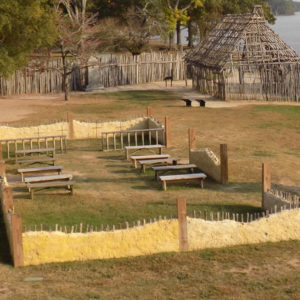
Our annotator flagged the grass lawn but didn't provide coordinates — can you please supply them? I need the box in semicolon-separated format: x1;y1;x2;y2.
1;89;300;298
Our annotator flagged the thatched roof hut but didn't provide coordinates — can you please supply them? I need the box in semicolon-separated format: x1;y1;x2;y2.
185;6;300;101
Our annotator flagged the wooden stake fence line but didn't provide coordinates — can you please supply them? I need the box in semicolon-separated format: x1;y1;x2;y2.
0;52;186;96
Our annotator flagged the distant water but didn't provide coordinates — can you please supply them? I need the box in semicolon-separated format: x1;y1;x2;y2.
181;12;300;54
270;12;300;54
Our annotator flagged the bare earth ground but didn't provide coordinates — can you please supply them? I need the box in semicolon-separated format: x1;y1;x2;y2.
0;81;300;299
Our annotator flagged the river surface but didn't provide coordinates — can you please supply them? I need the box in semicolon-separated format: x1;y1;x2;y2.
270;12;300;54
181;12;300;54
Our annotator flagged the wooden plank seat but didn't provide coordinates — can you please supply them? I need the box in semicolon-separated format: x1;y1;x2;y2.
130;154;170;168
159;173;207;191
16;157;56;165
152;164;197;180
15;147;56;165
125;144;165;160
18;165;63;182
26;180;75;200
139;158;180;173
24;174;72;184
15;148;55;155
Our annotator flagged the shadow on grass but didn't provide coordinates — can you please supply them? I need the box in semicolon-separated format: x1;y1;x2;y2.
147;201;262;214
209;182;261;194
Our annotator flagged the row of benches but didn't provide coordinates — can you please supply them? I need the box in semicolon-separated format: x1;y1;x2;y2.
18;165;75;199
125;145;207;190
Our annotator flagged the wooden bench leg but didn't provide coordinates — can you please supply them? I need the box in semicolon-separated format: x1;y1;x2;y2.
155;171;159;181
134;159;138;168
200;179;204;189
162;180;167;191
141;164;146;173
69;185;73;195
125;149;129;160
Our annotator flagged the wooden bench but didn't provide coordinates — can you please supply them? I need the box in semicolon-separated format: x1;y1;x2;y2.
26;180;75;200
130;154;170;168
18;165;63;182
24;174;72;184
139;158;180;173
152;164;197;180
16;157;56;166
159;173;207;191
15;147;56;165
125;144;165;160
181;98;206;107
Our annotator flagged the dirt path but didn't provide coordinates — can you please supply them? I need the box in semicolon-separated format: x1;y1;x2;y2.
1;80;299;123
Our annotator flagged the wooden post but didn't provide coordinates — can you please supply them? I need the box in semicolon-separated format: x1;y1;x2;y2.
3;187;13;214
67;112;74;140
147;106;152;117
177;198;188;252
165;116;170;148
0;144;3;160
11;214;24;267
188;128;196;155
262;163;271;209
220;144;228;184
0;160;5;177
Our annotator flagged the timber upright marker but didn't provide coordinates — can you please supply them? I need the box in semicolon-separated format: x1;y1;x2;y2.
262;163;271;209
165;117;170;147
220;144;228;184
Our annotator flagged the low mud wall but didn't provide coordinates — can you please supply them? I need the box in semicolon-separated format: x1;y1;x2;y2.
21;207;300;266
190;148;221;182
23;220;178;266
0;117;149;140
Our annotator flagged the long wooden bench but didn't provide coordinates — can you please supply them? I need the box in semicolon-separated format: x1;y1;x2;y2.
16;157;56;165
24;174;72;184
139;158;180;173
131;154;170;168
18;165;63;182
159;173;207;191
15;147;56;165
152;164;197;180
125;144;164;160
26;180;75;200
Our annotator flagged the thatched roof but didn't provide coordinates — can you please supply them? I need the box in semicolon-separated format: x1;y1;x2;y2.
185;6;300;72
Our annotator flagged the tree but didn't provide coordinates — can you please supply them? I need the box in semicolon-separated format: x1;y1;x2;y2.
0;0;56;77
55;0;100;100
97;5;161;55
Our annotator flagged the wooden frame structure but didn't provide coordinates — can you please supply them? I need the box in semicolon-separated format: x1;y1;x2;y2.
185;6;300;102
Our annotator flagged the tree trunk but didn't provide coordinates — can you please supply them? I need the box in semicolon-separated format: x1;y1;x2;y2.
168;32;174;50
176;21;181;48
62;54;69;101
65;79;70;101
187;20;193;48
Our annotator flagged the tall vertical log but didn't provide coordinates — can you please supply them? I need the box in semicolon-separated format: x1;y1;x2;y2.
220;144;228;184
262;163;271;209
177;198;188;252
165;117;170;148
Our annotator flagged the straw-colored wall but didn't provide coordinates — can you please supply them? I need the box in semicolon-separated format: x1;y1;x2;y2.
22;209;300;266
73;117;148;139
188;209;300;250
0;117;149;140
0;122;68;140
23;220;179;266
189;148;221;182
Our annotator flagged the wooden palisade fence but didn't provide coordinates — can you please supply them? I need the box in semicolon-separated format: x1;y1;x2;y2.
0;52;186;95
